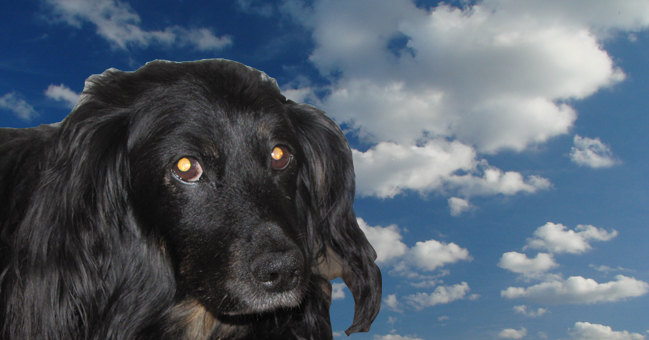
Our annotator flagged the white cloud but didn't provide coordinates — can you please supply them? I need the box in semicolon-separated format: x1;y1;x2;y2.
287;0;635;151
498;252;558;279
589;264;633;274
183;28;234;51
331;282;346;300
352;141;551;199
499;327;528;339
570;135;619;168
357;218;471;310
405;239;471;272
44;0;232;51
501;275;649;304
45;84;81;108
357;218;408;263
487;0;649;36
410;279;443;288
276;0;649;203
513;305;548;317
387;316;397;325
448;197;471;216
352;140;474;198
358;218;471;275
569;322;646;340
525;223;618;254
404;282;470;310
282;87;317;104
383;294;401;312
0;92;38;121
373;335;424;340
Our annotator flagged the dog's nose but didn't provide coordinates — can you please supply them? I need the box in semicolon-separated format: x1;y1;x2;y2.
251;250;302;293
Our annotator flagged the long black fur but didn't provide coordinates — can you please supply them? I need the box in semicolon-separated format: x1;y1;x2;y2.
0;59;381;340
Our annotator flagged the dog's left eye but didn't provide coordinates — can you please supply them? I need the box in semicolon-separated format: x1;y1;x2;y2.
271;146;292;170
173;157;203;182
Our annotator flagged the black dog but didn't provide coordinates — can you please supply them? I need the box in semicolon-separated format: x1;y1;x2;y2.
0;59;381;340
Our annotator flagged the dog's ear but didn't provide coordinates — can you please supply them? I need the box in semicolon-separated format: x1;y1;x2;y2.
287;102;382;335
7;69;173;338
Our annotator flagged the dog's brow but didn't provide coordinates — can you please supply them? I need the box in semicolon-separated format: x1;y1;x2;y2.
258;119;273;135
202;144;219;157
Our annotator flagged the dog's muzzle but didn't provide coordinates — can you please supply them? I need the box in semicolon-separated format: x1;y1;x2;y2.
250;249;303;293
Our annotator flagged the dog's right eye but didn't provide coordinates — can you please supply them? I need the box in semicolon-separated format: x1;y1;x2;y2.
172;157;203;182
271;146;292;170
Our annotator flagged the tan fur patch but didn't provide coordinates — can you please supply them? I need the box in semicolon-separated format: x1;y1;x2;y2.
169;299;252;340
170;299;219;340
313;245;344;280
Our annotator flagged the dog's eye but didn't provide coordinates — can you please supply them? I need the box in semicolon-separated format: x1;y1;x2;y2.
173;157;203;182
271;146;292;170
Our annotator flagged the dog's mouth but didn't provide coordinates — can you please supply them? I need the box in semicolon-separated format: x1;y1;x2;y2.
229;285;306;316
212;250;309;316
214;282;306;318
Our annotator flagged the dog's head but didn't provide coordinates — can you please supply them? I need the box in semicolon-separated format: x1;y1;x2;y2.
51;59;380;334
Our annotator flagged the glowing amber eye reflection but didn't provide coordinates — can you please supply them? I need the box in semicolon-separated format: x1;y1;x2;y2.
271;146;292;170
177;158;192;172
173;157;203;182
271;147;284;161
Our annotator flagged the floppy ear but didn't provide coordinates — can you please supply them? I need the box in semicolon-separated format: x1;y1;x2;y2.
5;71;174;339
287;102;382;335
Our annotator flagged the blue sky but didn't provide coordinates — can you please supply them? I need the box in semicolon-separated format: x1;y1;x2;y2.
2;1;649;339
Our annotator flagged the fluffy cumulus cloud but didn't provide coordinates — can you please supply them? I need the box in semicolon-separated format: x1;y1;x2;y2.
501;275;649;304
275;0;649;202
513;305;548;318
499;222;648;306
569;322;646;340
492;0;649;35
44;0;232;51
351;141;551;199
45;84;81;108
498;252;558;279
358;218;472;310
297;0;634;149
499;327;528;339
357;218;471;273
383;294;401;312
357;218;408;263
448;197;472;216
404;282;471;310
405;239;471;273
525;223;618;254
570;135;620;168
331;282;346;300
0;92;38;121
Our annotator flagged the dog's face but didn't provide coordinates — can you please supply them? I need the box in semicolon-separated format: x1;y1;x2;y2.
24;59;382;336
125;80;308;315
